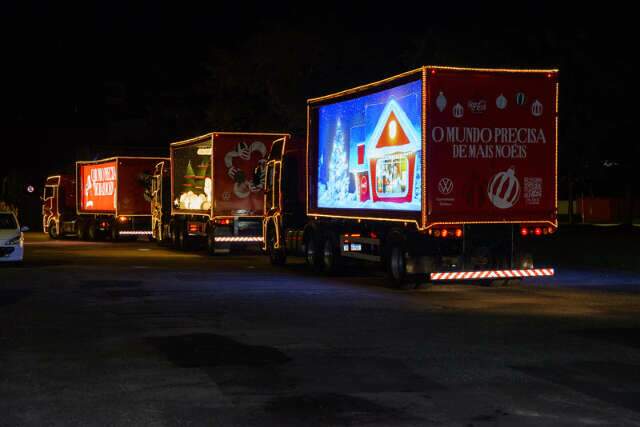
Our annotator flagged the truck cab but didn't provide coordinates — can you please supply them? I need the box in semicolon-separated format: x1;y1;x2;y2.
151;160;171;242
263;137;306;264
42;175;76;238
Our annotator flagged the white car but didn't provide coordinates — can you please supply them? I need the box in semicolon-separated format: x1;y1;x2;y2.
0;211;26;263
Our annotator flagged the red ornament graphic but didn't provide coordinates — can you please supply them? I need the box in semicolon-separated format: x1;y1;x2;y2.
531;100;543;117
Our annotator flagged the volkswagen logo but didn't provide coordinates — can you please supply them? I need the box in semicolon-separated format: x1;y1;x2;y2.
438;177;454;195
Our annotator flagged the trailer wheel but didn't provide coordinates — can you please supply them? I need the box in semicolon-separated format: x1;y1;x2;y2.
267;226;286;265
322;234;341;275
48;220;59;239
87;221;98;241
304;231;323;273
111;224;120;242
386;238;414;289
76;220;87;240
206;230;217;256
177;228;190;251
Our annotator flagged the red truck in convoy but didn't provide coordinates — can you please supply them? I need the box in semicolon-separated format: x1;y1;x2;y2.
43;156;168;240
263;66;558;287
156;132;289;253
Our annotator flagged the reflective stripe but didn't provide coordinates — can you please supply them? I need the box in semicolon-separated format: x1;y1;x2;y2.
430;268;555;281
214;236;263;243
118;231;152;235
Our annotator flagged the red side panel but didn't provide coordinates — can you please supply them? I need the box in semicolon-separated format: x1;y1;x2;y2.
116;158;163;215
426;69;557;225
213;134;274;216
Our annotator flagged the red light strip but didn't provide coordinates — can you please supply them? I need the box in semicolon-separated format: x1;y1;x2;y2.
430;268;554;280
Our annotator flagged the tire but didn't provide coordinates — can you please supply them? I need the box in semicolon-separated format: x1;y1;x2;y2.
111;224;120;242
87;222;97;241
206;230;217;256
322;234;341;275
170;225;179;249
177;227;189;251
48;221;59;239
76;220;87;240
267;226;286;266
304;231;323;273
386;237;414;289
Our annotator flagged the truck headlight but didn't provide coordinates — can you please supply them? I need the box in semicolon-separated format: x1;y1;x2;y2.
6;235;21;246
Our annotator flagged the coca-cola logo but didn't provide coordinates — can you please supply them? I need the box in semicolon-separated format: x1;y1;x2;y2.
360;175;368;191
487;167;520;209
467;99;487;114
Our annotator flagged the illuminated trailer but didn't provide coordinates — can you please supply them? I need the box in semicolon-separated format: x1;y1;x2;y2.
263;66;558;287
43;157;168;240
163;132;289;253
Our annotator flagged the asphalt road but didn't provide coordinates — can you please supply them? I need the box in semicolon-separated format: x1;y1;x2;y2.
1;233;640;426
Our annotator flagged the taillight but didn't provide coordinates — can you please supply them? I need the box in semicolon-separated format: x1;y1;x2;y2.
118;216;128;223
216;218;232;225
431;228;462;239
534;227;542;236
188;223;200;233
520;227;528;237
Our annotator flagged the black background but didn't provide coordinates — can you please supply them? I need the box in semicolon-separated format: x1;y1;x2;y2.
1;1;634;226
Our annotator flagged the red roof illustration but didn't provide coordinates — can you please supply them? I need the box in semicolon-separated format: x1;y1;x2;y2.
375;111;410;148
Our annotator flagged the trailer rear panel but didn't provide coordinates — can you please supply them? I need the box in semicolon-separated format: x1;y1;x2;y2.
426;68;557;226
171;135;213;214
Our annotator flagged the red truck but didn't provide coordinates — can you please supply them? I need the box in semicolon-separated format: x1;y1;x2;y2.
43;156;168;240
263;66;558;287
42;174;76;238
157;132;289;253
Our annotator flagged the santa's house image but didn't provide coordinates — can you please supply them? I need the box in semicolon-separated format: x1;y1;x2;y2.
351;99;420;205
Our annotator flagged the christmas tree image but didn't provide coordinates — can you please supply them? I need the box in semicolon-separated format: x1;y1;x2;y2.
183;160;196;190
326;118;350;202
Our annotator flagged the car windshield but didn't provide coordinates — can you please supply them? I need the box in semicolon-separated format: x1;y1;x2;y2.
0;213;18;229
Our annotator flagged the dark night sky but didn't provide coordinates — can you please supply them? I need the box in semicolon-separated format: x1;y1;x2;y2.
0;2;634;200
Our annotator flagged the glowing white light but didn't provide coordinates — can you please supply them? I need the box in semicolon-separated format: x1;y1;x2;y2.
388;120;397;139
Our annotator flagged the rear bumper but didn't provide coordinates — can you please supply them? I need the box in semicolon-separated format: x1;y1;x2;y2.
430;268;554;281
213;236;263;243
118;230;152;236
